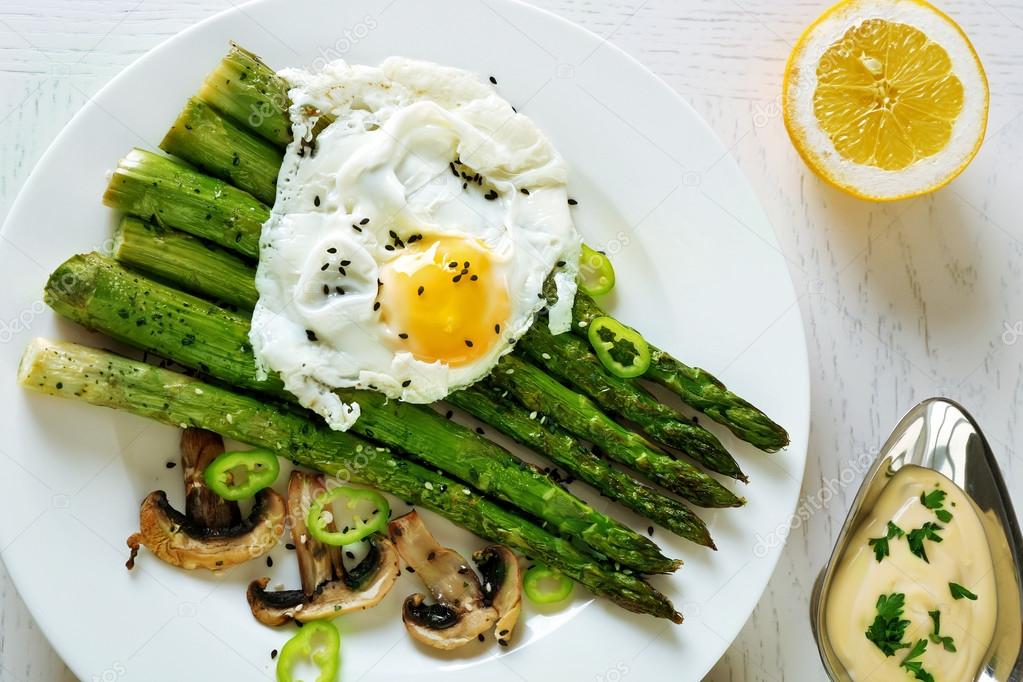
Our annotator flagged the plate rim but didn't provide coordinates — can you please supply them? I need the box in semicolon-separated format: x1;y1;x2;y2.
0;0;812;679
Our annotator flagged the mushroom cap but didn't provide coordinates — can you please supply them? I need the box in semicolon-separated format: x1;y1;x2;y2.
402;593;497;650
389;511;503;650
247;534;400;626
475;545;523;644
127;488;285;571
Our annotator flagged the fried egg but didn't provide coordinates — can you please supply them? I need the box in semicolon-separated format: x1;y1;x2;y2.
249;57;580;431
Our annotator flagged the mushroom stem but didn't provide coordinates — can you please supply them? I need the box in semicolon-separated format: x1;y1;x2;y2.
182;428;240;529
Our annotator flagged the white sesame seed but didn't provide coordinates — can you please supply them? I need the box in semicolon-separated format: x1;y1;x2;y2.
529;411;538;420
194;388;204;395
463;488;472;495
225;414;234;424
541;353;551;360
424;482;434;490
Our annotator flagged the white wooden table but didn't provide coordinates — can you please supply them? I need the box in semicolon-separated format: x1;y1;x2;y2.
2;1;1021;680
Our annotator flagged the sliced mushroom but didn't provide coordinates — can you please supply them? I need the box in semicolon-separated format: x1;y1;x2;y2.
246;471;399;626
389;511;502;650
125;428;285;571
182;428;241;529
474;545;523;645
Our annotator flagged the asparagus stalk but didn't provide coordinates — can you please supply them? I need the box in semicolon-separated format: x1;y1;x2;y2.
102;223;715;543
519;325;746;481
45;254;678;574
447;384;715;548
196;43;293;148
487;355;744;508
160;97;283;205
113;216;258;310
174;44;787;454
555;284;790;453
102;148;267;258
19;338;681;623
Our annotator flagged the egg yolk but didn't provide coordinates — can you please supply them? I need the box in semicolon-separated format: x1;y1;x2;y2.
377;236;510;366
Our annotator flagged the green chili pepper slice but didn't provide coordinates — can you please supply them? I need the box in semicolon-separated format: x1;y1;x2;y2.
306;486;390;547
203;449;280;501
523;565;574;604
276;620;340;682
577;244;615;297
587;316;651;379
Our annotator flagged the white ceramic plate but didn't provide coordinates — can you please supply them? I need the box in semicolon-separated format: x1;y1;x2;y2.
0;1;810;680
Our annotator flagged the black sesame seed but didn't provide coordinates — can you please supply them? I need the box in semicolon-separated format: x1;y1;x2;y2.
417;286;424;296
556;260;566;267
322;284;330;295
327;247;337;254
462;182;468;190
335;286;345;295
271;649;278;660
345;551;355;559
453;274;462;283
465;339;474;348
475;427;484;435
405;566;416;573
498;638;508;647
427;551;436;561
373;302;381;311
320;263;329;271
266;556;273;567
478;634;485;643
285;543;296;550
470;274;478;281
449;261;458;269
360;218;370;225
402;379;411;387
314;195;321;207
445;410;454;419
647;526;654;536
306;329;317;342
384;245;395;251
340;260;351;266
494;324;501;334
398;333;409;340
485;190;498;200
520;188;530;195
489;76;497;84
165;462;176;469
352;224;363;232
389;230;398;239
338;266;346;276
567;198;578;205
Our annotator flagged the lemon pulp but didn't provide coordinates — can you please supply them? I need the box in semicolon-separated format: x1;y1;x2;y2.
813;19;964;171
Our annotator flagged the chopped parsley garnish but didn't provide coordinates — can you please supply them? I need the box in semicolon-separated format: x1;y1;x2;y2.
906;521;944;563
901;639;935;682
868;521;905;562
928;610;957;652
949;582;978;600
921;488;953;523
865;592;911;657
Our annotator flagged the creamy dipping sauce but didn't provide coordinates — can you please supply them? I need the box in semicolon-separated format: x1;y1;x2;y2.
826;465;996;682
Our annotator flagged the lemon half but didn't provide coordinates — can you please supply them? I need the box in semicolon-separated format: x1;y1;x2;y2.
783;0;988;201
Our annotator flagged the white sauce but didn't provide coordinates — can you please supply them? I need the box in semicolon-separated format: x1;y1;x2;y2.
826;465;996;681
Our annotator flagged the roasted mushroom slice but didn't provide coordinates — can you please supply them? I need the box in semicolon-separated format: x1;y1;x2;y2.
474;545;523;645
389;511;500;650
126;429;286;571
246;471;399;626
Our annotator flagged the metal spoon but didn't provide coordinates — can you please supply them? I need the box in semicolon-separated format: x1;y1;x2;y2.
810;398;1023;681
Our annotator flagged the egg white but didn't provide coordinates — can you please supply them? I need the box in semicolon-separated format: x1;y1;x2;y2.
249;57;580;431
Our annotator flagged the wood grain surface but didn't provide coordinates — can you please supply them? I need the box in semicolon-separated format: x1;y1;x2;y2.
2;1;1022;680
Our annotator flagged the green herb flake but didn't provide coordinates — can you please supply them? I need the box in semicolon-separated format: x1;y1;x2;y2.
868;521;906;562
865;592;911;657
901;639;935;682
927;610;957;652
949;582;978;601
906;522;944;563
